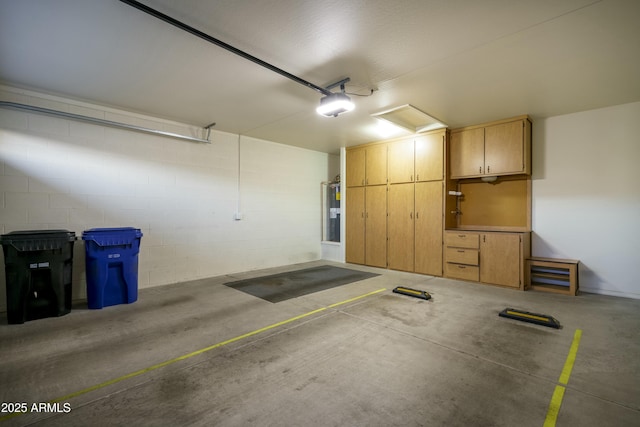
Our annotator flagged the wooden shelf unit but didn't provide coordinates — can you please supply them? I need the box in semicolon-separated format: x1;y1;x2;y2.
452;175;531;232
526;257;579;296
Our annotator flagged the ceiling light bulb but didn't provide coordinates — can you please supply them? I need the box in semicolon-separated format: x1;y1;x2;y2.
316;93;355;117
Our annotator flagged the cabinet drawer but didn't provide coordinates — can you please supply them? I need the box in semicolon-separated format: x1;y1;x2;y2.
445;232;479;249
445;248;479;266
445;263;480;281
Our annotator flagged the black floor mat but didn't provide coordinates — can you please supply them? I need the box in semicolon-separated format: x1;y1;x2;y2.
224;265;379;303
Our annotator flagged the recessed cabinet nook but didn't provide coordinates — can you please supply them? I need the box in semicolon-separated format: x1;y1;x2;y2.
345;114;533;290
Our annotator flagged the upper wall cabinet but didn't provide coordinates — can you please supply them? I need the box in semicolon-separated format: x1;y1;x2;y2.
346;148;366;187
346;144;387;187
388;138;414;184
450;116;531;179
366;144;388;185
388;130;446;184
415;131;445;182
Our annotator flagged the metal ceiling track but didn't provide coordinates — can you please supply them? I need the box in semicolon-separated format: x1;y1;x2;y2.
119;0;334;97
0;101;212;143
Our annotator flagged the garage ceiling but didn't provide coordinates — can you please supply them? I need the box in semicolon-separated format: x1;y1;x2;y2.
1;0;639;154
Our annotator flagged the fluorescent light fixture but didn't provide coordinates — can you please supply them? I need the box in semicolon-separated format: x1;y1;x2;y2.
316;92;355;117
371;104;447;133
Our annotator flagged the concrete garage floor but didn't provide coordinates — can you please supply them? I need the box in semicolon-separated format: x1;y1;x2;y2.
1;260;639;427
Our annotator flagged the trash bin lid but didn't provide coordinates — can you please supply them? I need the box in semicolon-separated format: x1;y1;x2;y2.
0;230;76;251
82;227;143;246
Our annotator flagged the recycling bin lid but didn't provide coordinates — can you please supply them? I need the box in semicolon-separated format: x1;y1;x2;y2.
0;229;76;251
82;227;143;246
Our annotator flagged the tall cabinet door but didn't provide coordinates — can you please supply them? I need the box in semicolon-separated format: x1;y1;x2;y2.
388;139;414;184
450;128;484;178
345;187;365;264
480;233;521;287
415;181;443;276
415;132;444;182
388;183;414;272
365;185;387;268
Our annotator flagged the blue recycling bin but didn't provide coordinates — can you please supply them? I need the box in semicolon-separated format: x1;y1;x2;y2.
82;228;142;309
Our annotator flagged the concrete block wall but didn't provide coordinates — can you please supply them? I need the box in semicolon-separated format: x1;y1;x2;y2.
0;87;332;311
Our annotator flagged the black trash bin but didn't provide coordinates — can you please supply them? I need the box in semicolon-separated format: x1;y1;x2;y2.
0;230;76;324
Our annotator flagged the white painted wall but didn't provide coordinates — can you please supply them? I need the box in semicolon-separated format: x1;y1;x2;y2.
0;87;331;311
532;101;640;299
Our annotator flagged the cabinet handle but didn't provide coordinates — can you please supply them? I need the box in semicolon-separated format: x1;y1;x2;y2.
458;234;466;238
457;250;465;253
416;212;419;219
416;174;419;181
366;212;369;218
410;175;413;181
458;265;466;269
366;178;369;185
361;212;364;218
410;212;413;219
483;235;486;243
487;165;491;173
361;179;364;186
479;166;482;173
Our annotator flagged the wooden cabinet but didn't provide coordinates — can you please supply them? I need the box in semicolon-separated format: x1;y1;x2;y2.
388;139;415;184
445;230;530;289
365;185;387;268
346;148;365;187
444;232;480;281
450;128;484;178
345;187;365;264
415;132;444;182
365;144;387;186
346;144;387;187
480;233;521;288
388;183;414;271
450;116;531;179
484;121;526;175
388;131;445;184
346;129;445;274
345;185;387;267
387;181;444;275
415;181;443;276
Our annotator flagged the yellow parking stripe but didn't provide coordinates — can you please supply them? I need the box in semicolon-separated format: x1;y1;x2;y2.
543;329;583;427
0;288;386;422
